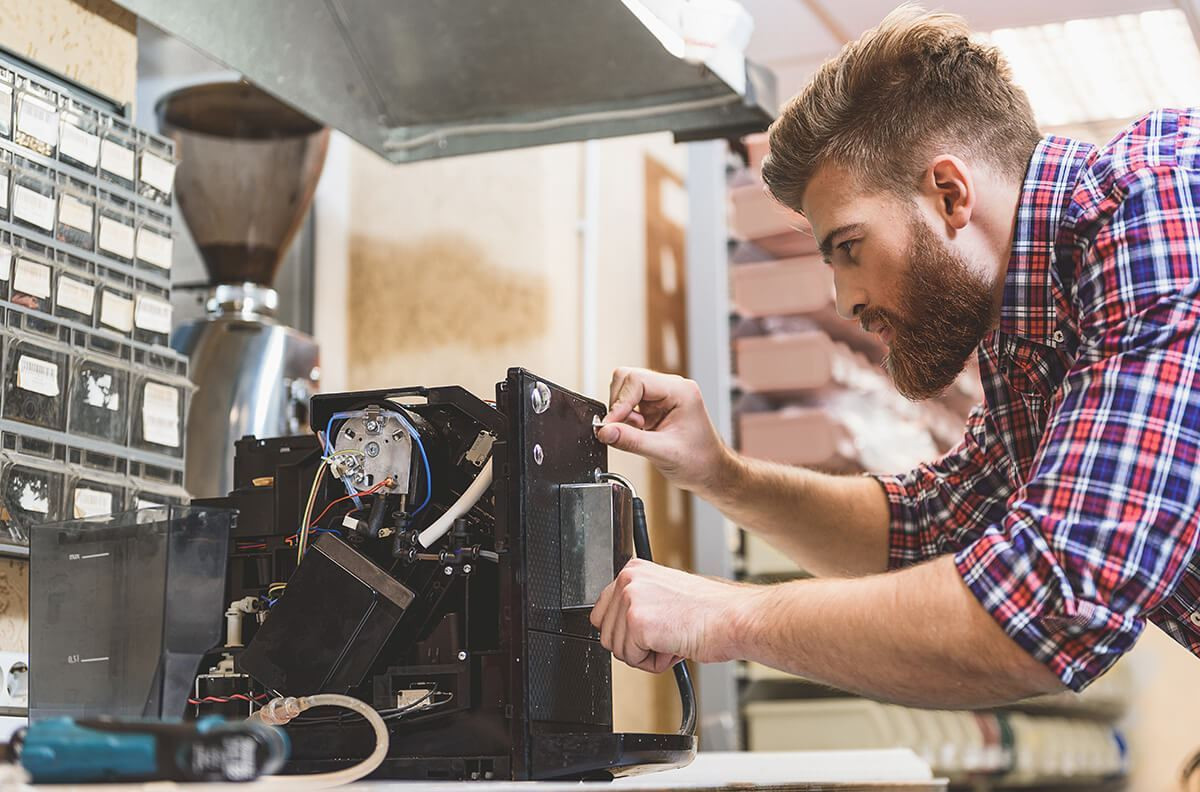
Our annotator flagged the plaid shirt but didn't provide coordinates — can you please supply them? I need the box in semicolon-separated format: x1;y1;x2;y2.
876;109;1200;691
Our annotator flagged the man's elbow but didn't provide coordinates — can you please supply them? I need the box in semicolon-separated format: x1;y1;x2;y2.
998;648;1069;701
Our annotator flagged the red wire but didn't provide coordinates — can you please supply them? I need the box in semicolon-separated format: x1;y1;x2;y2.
307;479;392;529
188;693;267;705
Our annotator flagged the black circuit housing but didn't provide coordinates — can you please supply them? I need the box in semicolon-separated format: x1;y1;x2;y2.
194;368;694;780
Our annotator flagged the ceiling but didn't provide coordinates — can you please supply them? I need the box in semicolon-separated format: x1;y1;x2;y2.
741;0;1179;100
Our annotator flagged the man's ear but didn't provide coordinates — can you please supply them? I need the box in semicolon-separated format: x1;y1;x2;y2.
923;155;973;232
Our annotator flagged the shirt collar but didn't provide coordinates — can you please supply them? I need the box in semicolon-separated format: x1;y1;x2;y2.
1000;135;1094;345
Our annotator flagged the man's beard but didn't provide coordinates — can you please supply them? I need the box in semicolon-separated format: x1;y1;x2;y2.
860;216;995;401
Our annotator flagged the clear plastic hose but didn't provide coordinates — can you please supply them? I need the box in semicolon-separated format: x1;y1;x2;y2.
252;693;389;788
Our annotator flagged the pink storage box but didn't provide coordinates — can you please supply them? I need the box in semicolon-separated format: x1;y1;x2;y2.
728;179;818;256
735;330;839;393
739;407;856;471
731;255;833;317
745;132;769;172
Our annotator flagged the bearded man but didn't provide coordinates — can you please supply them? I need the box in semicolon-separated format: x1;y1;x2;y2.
588;5;1200;706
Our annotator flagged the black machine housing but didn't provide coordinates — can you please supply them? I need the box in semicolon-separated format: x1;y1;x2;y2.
194;368;696;779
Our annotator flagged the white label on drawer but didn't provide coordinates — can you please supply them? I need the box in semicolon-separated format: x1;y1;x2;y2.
142;382;180;448
58;193;93;232
13;257;51;298
136;228;173;270
17;355;59;397
57;274;94;315
136;498;163;511
139;152;175;194
100;290;134;333
84;370;119;411
60;122;100;167
18;480;49;514
13;185;55;231
100;139;134;181
74;487;113;519
17;94;58;146
0;173;8;210
0;247;11;281
135;295;172;334
98;216;134;259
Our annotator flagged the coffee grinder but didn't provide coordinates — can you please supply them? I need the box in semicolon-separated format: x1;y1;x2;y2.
160;82;328;498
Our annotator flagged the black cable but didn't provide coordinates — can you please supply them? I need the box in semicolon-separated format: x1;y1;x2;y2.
629;494;698;738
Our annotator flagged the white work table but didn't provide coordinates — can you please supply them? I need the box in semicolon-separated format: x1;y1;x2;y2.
11;750;946;790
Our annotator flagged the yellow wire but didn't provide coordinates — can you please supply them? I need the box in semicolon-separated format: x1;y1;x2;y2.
297;459;329;564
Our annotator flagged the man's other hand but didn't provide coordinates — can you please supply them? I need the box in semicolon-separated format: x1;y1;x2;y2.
589;557;753;673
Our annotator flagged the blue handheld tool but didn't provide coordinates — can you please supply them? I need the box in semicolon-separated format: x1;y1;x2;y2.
12;715;288;783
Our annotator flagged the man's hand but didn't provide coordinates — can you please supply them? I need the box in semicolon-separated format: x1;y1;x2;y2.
591;557;1065;707
589;558;754;673
598;368;732;496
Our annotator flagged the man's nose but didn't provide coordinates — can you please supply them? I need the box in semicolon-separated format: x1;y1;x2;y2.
832;268;867;321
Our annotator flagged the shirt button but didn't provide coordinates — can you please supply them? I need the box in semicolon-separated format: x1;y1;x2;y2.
1053;330;1065;345
1189;611;1200;627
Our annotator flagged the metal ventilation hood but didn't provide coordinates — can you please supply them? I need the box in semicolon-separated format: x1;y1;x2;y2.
116;0;777;163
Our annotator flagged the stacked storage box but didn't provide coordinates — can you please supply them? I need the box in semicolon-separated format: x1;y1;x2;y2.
0;56;190;554
729;134;1128;789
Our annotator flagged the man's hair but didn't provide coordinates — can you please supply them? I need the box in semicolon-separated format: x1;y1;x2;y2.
761;4;1041;212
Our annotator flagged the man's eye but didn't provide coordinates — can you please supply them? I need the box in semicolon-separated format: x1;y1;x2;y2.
838;240;855;257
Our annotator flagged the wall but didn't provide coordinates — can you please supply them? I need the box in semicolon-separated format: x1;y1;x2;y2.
0;0;138;656
0;0;136;106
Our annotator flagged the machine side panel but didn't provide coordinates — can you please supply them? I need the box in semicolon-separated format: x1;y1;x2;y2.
508;368;611;730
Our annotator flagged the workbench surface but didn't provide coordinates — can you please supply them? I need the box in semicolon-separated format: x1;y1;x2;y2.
12;749;947;790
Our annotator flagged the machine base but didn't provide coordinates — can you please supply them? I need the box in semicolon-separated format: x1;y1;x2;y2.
279;732;696;781
531;731;698;780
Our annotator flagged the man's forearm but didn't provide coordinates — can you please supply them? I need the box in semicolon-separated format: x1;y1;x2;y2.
704;451;892;577
727;555;1065;707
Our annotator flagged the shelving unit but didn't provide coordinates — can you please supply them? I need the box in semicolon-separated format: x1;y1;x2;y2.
0;51;188;559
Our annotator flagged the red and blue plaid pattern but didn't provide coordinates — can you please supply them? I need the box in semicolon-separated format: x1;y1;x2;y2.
876;109;1200;691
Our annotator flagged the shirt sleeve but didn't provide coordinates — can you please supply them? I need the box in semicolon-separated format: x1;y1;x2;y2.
955;166;1200;691
873;401;1016;570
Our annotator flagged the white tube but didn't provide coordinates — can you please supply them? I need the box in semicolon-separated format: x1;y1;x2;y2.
417;458;493;548
225;596;260;649
253;694;388;788
225;610;243;649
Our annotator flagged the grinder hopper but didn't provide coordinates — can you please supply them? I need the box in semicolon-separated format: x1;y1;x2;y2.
160;82;327;499
159;81;329;287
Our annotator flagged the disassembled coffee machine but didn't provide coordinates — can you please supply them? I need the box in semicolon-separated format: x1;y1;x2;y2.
193;368;697;780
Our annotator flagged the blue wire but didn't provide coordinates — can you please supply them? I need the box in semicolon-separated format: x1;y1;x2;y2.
387;406;433;515
325;411;364;510
292;527;343;539
324;407;433;517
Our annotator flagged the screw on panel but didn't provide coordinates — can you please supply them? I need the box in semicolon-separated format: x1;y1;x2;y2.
463;564;472;574
365;441;380;457
533;444;544;465
443;566;453;576
457;651;467;661
531;382;551;414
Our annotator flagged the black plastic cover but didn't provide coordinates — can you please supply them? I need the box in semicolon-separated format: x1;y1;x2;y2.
239;534;415;695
